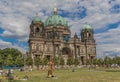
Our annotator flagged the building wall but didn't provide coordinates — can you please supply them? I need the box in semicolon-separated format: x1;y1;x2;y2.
28;21;96;65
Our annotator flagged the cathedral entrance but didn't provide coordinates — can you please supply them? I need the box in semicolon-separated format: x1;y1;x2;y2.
62;47;71;65
81;56;85;65
90;56;95;64
46;55;51;61
62;47;71;56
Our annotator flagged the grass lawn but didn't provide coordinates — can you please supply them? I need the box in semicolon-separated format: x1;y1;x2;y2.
1;68;120;82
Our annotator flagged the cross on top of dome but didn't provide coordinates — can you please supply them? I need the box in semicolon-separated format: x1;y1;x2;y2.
54;3;57;15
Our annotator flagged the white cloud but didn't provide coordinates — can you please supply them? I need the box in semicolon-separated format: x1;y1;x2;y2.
0;13;30;41
0;39;27;53
95;25;120;57
0;39;12;48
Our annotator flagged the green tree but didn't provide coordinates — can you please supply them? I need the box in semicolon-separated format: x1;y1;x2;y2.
93;58;97;66
86;59;91;65
53;56;59;65
115;56;120;65
4;54;13;66
112;57;117;64
104;56;111;67
60;58;64;66
0;48;11;60
74;58;79;66
0;54;3;68
34;56;42;70
0;48;23;66
15;55;24;66
26;55;33;67
43;57;48;65
1;48;22;62
97;58;104;67
67;57;73;65
10;48;22;61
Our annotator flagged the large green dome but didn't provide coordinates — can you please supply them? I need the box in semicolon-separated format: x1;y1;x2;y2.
45;14;68;27
32;16;41;22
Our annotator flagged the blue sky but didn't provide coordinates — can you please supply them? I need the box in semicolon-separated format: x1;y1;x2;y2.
0;0;120;58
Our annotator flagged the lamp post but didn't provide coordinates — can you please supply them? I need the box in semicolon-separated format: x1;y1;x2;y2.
23;54;26;68
55;53;59;67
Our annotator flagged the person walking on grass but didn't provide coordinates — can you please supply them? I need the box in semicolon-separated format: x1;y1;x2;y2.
47;59;54;78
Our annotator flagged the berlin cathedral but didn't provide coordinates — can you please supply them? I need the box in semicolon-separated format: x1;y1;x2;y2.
28;6;96;65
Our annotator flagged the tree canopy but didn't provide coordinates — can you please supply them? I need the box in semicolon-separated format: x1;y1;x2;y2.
0;48;23;67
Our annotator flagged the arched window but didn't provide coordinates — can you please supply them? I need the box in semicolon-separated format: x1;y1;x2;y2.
81;49;83;53
36;27;39;32
56;32;58;37
47;33;49;39
57;32;60;38
51;32;53;38
59;20;62;24
45;33;47;38
38;45;40;50
47;45;50;51
89;33;91;37
49;20;52;25
86;31;89;38
50;32;52;39
48;32;50;39
54;32;57;38
36;44;39;51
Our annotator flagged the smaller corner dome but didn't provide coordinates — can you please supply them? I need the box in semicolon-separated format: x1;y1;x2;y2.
82;24;92;30
32;16;41;22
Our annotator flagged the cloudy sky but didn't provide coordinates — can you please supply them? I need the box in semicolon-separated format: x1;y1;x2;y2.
0;0;120;58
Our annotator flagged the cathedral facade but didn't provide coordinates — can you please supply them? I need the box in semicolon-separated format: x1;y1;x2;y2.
28;6;96;65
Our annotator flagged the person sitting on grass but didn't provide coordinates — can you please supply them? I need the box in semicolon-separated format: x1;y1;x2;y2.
21;75;28;81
